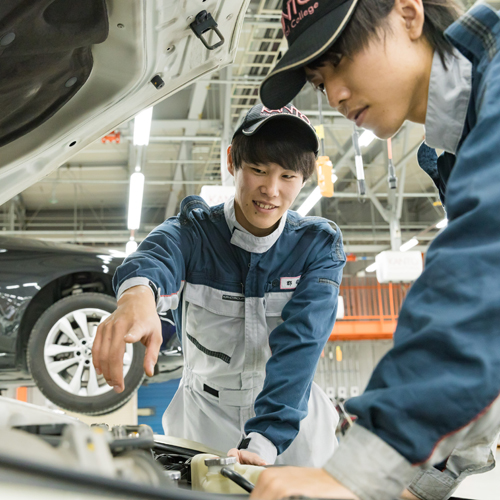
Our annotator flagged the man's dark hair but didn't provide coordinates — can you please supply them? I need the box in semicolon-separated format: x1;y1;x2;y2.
231;119;317;181
308;0;462;70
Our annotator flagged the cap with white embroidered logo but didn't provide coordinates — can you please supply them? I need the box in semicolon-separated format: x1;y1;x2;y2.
232;102;319;157
260;0;359;110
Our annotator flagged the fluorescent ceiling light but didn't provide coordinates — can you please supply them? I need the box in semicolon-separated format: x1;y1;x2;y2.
125;239;138;256
358;130;376;148
133;107;153;146
127;172;145;230
366;262;377;272
400;237;419;252
436;218;448;229
297;186;322;216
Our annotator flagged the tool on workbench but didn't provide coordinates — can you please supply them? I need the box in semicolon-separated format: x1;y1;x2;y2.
352;125;366;196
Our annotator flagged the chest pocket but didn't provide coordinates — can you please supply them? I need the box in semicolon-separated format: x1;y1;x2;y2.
264;291;293;334
184;283;244;367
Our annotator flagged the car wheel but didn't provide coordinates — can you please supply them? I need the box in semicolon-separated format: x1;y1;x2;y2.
27;293;145;415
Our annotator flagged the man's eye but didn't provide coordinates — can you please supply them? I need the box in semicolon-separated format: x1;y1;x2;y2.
252;168;265;174
283;175;296;179
317;83;326;95
331;53;343;67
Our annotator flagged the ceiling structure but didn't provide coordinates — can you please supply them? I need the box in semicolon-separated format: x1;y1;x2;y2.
0;0;486;276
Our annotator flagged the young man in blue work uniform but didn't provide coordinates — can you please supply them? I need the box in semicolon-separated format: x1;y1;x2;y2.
92;104;345;467
251;0;500;499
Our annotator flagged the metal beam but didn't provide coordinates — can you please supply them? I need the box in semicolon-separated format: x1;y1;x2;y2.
396;126;411;220
124;136;220;142
370;139;421;193
342;232;437;242
38;179;218;185
0;230;145;244
325;192;438;199
165;81;211;218
220;66;234;187
148;160;218;165
150;119;220;130
0;230;433;253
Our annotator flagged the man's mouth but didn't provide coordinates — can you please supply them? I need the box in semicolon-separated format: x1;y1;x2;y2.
354;106;369;127
347;106;369;124
253;200;278;211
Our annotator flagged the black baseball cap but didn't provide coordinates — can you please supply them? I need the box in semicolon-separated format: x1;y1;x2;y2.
260;0;359;109
232;102;319;156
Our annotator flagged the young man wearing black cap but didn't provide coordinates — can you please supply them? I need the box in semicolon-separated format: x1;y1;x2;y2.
253;1;500;500
92;103;345;467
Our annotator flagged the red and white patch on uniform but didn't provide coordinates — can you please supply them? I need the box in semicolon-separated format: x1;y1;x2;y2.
280;276;300;290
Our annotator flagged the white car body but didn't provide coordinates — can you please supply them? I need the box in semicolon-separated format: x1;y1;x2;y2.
0;0;249;205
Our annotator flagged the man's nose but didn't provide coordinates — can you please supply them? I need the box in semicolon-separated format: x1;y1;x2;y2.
261;176;279;198
325;79;350;110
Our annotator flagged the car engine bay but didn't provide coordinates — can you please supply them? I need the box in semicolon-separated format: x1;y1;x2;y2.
0;398;264;499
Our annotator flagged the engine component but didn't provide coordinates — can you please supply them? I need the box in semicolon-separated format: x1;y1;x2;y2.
0;399;169;487
220;466;255;493
191;453;263;494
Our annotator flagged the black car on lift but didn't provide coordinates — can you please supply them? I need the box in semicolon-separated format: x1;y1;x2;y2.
0;236;183;415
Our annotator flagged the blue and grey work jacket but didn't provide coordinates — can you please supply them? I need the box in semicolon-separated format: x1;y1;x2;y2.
325;5;500;500
114;195;345;457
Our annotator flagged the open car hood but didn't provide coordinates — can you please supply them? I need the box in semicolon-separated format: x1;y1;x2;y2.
0;0;249;205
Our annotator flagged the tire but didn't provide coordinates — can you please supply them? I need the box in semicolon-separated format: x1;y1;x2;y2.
27;293;145;415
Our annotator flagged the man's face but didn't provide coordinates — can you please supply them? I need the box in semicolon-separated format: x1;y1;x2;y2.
228;150;305;237
304;7;433;139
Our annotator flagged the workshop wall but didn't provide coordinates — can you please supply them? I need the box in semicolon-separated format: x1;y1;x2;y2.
138;378;180;433
315;340;393;401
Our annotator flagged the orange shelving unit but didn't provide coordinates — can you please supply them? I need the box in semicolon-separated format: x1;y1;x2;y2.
330;277;411;341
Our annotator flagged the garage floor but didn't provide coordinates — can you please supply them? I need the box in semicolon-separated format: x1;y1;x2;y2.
454;450;500;500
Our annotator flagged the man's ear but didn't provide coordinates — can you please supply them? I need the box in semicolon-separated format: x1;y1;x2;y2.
227;145;235;177
394;0;425;41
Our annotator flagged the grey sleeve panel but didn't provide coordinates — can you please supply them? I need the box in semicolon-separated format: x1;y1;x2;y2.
244;432;278;465
408;433;498;500
408;468;461;500
323;424;416;500
117;277;155;301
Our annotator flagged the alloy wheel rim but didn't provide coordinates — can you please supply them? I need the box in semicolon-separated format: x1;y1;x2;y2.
43;308;133;397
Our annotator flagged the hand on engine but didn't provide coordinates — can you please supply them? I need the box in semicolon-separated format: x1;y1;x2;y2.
227;448;268;466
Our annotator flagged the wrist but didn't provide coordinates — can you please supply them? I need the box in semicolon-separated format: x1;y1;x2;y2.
117;277;160;305
119;284;155;303
238;432;278;465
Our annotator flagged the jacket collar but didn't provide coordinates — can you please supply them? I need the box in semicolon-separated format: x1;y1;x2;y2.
224;196;286;254
424;47;472;154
